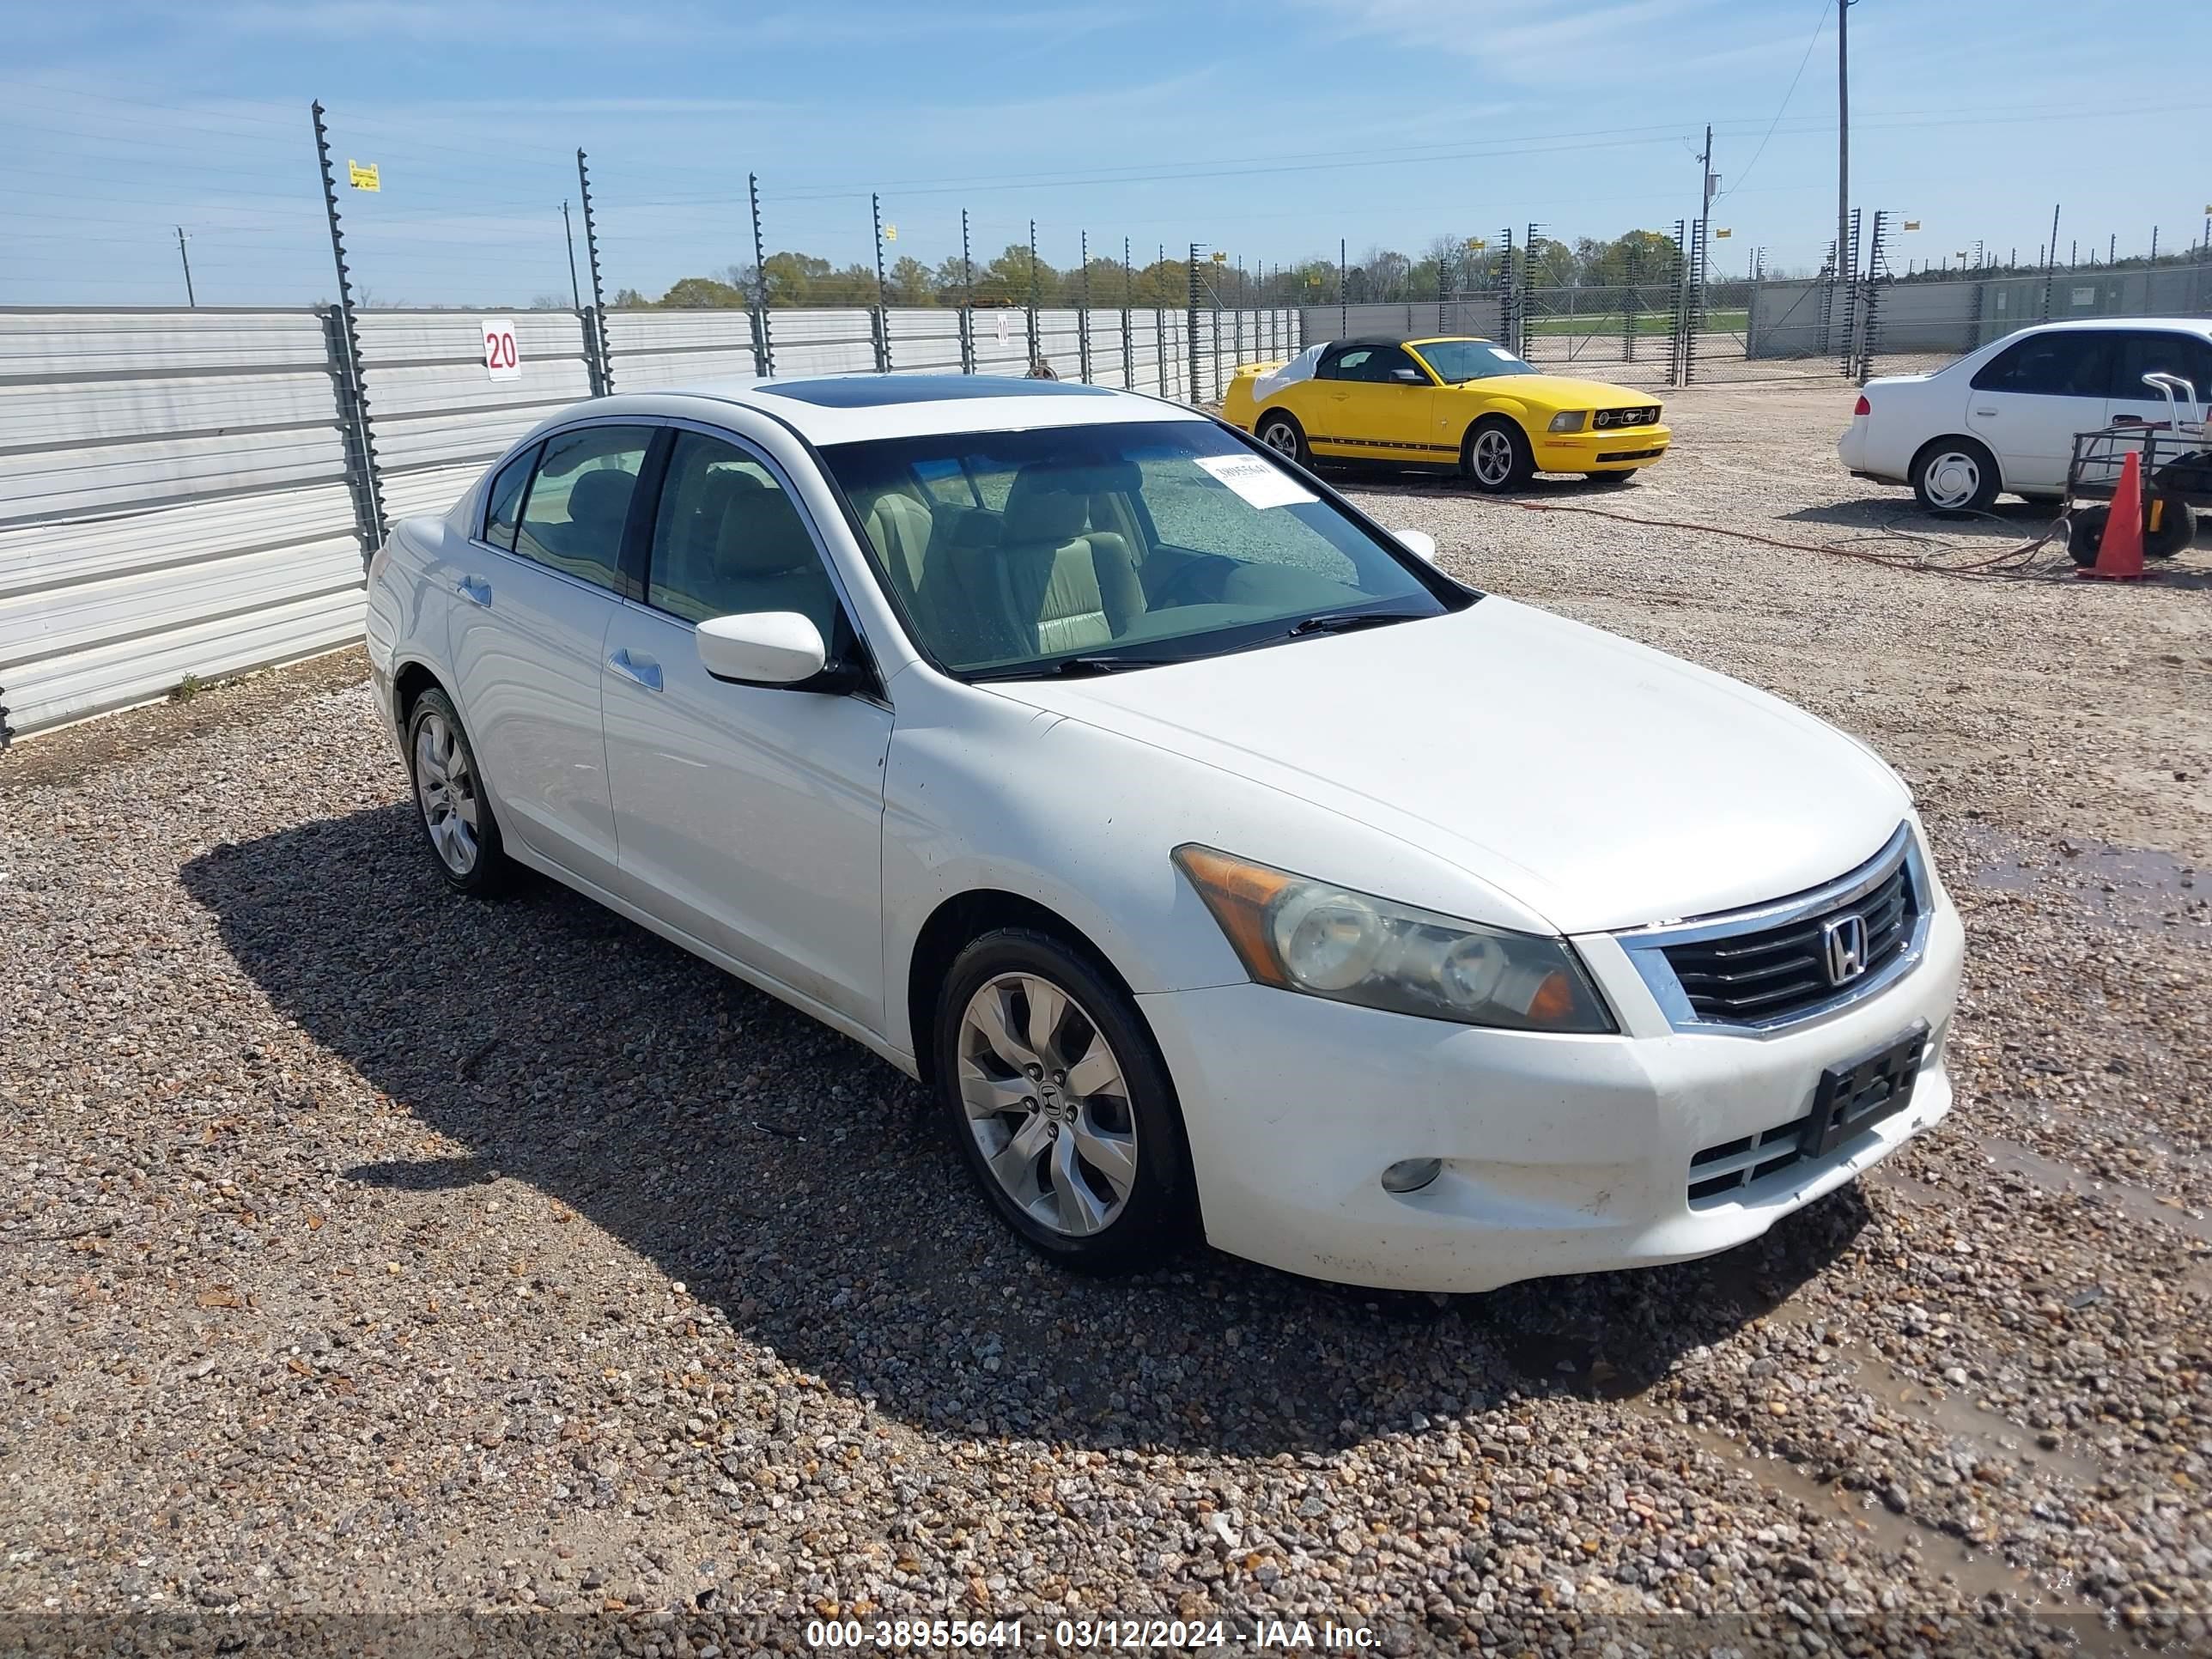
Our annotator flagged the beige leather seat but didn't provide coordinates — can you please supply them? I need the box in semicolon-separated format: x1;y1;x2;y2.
980;467;1147;658
659;478;836;630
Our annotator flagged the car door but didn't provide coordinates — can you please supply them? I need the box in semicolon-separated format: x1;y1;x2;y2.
1965;329;2117;490
600;425;894;1030
2106;329;2212;428
1307;344;1436;459
447;422;651;890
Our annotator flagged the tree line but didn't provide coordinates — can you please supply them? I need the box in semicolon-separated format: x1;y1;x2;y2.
607;228;1772;310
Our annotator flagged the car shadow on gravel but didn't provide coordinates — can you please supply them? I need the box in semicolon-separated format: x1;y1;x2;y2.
183;806;1874;1455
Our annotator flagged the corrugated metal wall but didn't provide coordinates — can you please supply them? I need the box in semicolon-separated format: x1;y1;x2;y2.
3;301;1297;742
1297;299;1508;344
0;307;368;739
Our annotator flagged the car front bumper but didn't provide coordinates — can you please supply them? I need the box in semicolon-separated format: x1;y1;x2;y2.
1531;422;1671;473
1136;895;1963;1293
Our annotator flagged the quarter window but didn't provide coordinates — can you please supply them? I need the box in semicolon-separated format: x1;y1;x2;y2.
646;431;842;637
512;425;653;592
1971;331;2114;398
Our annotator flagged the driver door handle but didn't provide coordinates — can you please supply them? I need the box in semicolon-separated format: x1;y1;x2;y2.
1973;407;1998;416
608;648;662;693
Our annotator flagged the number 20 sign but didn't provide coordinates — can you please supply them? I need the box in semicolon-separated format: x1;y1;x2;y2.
482;319;521;381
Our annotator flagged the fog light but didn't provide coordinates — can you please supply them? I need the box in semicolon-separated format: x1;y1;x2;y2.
1381;1158;1443;1194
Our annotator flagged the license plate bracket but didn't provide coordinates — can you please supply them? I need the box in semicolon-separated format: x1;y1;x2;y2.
1802;1021;1929;1158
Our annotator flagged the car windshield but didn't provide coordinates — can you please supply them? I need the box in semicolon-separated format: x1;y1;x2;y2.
1411;339;1534;384
820;419;1466;680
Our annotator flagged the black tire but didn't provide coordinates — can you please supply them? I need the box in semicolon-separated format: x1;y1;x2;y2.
1463;417;1534;492
934;927;1195;1274
1910;436;2000;514
404;688;513;896
1583;470;1635;483
1255;410;1309;468
2069;493;2197;566
2067;506;2110;567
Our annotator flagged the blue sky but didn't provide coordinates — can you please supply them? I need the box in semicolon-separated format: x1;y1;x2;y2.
4;0;2206;307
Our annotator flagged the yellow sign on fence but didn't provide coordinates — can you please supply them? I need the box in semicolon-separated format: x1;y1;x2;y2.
884;224;896;242
1714;228;1732;239
1903;219;1922;231
348;161;380;191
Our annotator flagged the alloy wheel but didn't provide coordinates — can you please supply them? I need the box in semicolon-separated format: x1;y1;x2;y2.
1471;427;1517;487
1260;421;1300;459
412;710;481;875
956;972;1138;1237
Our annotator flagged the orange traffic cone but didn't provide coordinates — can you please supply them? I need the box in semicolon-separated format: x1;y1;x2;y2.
2079;449;2148;580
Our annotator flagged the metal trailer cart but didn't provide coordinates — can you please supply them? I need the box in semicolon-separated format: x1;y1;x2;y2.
2065;371;2212;567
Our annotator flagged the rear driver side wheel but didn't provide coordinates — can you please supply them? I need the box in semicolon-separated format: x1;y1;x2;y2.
935;927;1194;1273
406;689;513;896
1910;436;2000;514
1256;411;1309;467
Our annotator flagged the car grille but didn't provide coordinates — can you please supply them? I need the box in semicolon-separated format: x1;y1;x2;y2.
1596;447;1665;463
1658;845;1918;1025
1686;1114;1814;1205
1593;405;1661;430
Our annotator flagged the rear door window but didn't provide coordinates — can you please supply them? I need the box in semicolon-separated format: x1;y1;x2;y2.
512;425;653;592
1971;331;2114;398
2112;331;2212;404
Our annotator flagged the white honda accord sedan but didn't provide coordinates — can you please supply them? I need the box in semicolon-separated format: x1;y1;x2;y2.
365;374;1964;1292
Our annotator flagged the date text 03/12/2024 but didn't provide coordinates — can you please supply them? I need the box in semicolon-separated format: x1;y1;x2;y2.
802;1617;1381;1650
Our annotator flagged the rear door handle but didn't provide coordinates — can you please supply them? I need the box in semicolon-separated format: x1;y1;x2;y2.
608;648;662;692
1973;408;1998;416
456;576;492;607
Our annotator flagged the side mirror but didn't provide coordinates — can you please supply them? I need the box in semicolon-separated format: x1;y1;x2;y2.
696;611;828;687
1389;367;1426;385
1391;527;1438;563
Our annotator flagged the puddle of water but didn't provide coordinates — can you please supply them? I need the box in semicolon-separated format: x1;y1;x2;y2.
1981;1135;2212;1245
1656;1413;2057;1605
1954;823;2209;940
1838;1352;2110;1490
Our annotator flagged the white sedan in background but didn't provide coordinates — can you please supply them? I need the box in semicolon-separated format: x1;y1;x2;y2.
367;373;1962;1293
1840;316;2212;512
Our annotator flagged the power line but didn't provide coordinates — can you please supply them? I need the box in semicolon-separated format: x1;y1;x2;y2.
1723;0;1828;198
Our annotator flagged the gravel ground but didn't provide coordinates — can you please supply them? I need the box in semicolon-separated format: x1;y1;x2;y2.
3;384;2209;1656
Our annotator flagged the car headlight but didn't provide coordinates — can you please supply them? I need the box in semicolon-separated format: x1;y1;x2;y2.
1547;410;1589;434
1173;846;1614;1032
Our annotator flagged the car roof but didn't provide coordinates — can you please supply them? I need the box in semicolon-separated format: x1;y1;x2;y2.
568;374;1210;445
1329;333;1496;350
2015;316;2212;337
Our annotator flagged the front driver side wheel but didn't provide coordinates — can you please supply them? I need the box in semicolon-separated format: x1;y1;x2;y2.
935;927;1194;1273
1464;418;1534;492
405;688;513;896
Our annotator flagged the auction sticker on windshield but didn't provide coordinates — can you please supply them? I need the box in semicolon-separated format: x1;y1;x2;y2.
1194;453;1316;510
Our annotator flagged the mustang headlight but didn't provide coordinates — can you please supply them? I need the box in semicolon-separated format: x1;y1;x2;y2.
1173;846;1613;1032
1547;410;1589;434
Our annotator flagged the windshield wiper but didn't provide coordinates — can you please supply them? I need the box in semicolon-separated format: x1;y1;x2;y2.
1283;609;1429;638
969;653;1183;682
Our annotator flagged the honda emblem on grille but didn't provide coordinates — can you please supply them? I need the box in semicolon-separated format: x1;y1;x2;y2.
1821;913;1869;984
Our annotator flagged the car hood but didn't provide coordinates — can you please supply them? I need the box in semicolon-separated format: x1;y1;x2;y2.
986;599;1908;935
1463;374;1660;410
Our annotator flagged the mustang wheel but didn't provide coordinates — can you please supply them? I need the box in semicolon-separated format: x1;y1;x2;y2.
1464;419;1534;492
936;928;1194;1273
406;689;512;895
1256;412;1309;466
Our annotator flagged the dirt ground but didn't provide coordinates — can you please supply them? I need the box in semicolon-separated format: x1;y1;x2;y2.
3;382;2209;1656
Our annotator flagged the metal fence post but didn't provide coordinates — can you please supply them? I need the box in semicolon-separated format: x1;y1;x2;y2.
748;172;774;378
576;149;612;393
1121;237;1133;388
310;100;386;552
870;193;891;373
1666;219;1687;389
1026;219;1041;369
1079;230;1092;384
960;210;975;374
1187;244;1203;404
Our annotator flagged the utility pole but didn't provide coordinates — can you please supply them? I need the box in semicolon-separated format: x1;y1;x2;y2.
1836;0;1852;307
174;225;195;307
561;201;581;313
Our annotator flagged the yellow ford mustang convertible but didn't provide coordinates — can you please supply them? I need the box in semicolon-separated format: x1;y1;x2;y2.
1222;334;1670;491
